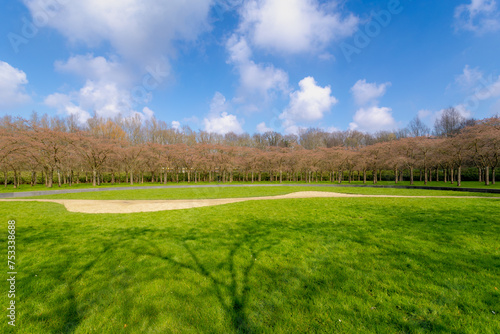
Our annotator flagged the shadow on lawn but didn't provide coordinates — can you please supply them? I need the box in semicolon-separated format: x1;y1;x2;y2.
133;223;281;333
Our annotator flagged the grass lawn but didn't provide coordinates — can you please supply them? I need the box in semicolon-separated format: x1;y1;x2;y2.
18;185;500;200
2;180;500;194
0;189;499;333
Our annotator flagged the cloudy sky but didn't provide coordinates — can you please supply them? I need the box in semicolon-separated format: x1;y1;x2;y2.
1;0;500;134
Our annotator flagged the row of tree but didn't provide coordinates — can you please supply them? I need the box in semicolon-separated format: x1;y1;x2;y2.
2;107;476;150
1;113;498;188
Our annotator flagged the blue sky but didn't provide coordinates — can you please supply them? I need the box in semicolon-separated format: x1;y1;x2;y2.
1;0;500;135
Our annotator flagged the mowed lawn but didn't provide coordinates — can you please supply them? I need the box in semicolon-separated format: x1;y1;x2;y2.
0;189;499;333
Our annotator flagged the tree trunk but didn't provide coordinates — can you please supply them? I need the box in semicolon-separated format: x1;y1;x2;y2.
485;166;490;186
478;167;482;182
31;171;37;186
92;168;97;186
363;170;367;184
130;171;134;185
373;170;377;184
394;168;398;184
410;167;414;185
48;168;53;188
450;169;454;184
280;169;282;184
457;166;462;187
492;167;496;185
424;168;428;186
13;170;18;189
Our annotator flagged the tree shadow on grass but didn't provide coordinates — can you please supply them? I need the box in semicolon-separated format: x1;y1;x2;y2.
24;228;144;334
133;222;281;333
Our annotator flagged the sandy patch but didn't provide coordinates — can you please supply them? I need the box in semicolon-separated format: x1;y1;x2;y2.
0;191;497;214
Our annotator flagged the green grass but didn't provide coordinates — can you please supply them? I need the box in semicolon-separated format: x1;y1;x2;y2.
2;180;499;194
18;185;500;200
0;195;499;333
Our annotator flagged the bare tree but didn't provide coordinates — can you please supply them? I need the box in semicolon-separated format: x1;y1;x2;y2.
407;116;430;137
433;107;468;137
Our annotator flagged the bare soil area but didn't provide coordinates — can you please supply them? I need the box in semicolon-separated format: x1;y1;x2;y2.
1;191;497;214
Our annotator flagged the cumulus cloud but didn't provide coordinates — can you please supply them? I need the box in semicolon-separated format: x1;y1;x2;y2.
0;61;31;110
23;0;213;64
350;79;391;106
44;80;150;123
454;0;500;34
256;122;273;133
24;1;211;120
349;79;396;132
171;121;181;131
227;35;289;102
349;106;396;132
142;107;155;120
280;76;337;133
203;92;244;134
239;0;359;54
55;54;134;87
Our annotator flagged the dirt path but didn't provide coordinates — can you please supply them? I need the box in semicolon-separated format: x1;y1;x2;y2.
1;191;498;214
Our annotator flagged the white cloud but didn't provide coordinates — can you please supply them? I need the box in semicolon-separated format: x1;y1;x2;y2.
25;1;211;120
55;54;133;87
239;0;358;54
44;92;91;124
454;0;500;34
455;65;483;89
475;75;500;100
227;35;289;102
209;92;229;116
171;121;181;131
0;61;31;109
350;79;391;106
142;107;155;119
326;126;339;133
284;124;306;135
454;104;473;118
44;80;150;123
280;76;337;130
418;109;432;119
203;92;244;134
454;65;500;101
23;0;213;64
256;122;273;133
349;106;396;132
46;53;162;122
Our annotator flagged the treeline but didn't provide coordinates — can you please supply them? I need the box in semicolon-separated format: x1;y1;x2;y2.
1;110;499;188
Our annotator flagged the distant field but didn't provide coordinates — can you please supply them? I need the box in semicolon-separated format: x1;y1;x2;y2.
0;191;499;333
